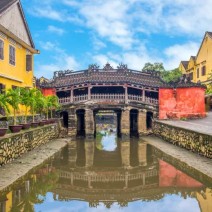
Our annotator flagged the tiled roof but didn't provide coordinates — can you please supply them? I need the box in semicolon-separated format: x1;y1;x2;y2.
207;31;212;38
190;56;196;60
0;0;17;15
181;61;189;69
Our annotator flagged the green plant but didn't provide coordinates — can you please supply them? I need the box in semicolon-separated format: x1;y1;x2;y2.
0;91;10;117
7;88;21;125
45;95;60;120
27;88;45;123
20;88;31;124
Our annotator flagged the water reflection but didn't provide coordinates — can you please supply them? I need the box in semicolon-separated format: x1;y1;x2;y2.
0;133;212;211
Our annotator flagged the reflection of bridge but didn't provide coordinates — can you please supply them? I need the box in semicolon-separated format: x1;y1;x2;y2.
41;64;164;138
50;140;207;208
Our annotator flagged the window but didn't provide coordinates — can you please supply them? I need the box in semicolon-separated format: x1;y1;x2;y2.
201;66;206;76
26;54;32;71
197;68;199;78
189;72;193;80
0;83;5;94
0;39;4;60
12;85;18;90
9;45;15;65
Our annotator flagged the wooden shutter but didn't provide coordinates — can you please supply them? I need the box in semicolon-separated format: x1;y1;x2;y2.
0;40;4;60
26;55;32;71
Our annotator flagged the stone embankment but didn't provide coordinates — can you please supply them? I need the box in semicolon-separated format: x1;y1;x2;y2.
0;124;60;166
153;120;212;159
0;138;68;191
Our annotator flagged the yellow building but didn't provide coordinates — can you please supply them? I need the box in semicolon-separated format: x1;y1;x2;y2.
0;0;39;93
179;32;212;87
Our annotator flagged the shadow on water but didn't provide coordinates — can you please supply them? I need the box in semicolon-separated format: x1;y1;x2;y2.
0;116;212;211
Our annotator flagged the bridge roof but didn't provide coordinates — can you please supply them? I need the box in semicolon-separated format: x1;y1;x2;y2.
40;63;165;89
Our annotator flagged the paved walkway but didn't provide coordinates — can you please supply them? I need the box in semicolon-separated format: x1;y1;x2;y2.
158;112;212;136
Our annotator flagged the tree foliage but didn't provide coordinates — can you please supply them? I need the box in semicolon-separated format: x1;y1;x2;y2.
142;62;182;83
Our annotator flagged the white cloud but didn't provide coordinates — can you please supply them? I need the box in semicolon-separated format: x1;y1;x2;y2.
35;42;79;78
164;42;199;70
47;25;65;35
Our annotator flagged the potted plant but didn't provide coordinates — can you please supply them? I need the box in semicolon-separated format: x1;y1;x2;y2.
7;88;23;133
0;91;10;136
19;88;31;129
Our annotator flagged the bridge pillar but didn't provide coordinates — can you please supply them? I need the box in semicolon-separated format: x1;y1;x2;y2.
85;141;94;167
68;107;77;137
121;108;130;138
85;108;95;138
138;109;147;136
138;142;147;166
68;141;77;167
120;141;130;167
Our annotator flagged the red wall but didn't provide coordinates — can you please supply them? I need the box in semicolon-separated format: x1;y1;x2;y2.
41;88;56;96
159;87;206;119
159;160;203;188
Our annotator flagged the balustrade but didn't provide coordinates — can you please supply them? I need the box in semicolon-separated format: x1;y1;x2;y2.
58;93;158;105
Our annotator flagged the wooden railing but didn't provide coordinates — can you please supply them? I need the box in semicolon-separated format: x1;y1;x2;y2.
59;169;158;182
59;93;158;105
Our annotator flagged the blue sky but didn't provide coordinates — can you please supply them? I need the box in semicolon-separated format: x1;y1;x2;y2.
35;192;200;212
21;0;212;78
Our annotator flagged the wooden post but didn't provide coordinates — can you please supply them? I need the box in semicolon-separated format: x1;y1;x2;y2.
71;87;74;103
142;88;145;102
125;86;128;103
88;85;91;100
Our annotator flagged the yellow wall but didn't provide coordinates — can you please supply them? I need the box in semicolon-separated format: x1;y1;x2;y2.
196;188;212;212
6;191;12;212
195;34;212;85
179;33;212;86
179;63;187;74
0;33;34;89
0;32;35;116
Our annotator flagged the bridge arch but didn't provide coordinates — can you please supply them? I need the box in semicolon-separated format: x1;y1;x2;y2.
76;109;85;137
130;109;138;137
60;111;69;128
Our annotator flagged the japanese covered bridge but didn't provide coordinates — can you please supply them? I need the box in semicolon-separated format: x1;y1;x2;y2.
40;63;206;138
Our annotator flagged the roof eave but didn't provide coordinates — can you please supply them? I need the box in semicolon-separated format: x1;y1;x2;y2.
0;24;39;54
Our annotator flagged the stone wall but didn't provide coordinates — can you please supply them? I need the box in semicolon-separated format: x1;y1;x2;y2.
153;121;212;158
0;124;59;166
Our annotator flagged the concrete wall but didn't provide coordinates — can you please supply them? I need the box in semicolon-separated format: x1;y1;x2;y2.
0;124;59;166
159;87;206;119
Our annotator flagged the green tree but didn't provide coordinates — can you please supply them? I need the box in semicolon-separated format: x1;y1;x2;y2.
28;88;44;123
0;91;10;117
45;95;60;120
20;88;32;124
161;68;182;83
7;88;21;125
142;62;182;83
142;62;165;72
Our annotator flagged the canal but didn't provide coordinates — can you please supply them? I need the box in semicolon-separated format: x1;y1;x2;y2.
0;119;212;212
